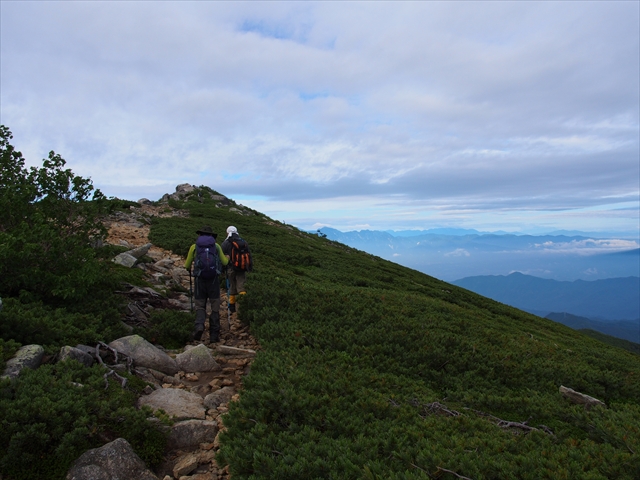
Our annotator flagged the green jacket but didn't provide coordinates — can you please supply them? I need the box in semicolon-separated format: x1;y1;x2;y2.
184;242;229;271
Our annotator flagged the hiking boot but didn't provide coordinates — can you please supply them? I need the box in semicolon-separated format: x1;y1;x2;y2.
228;303;236;313
193;326;204;341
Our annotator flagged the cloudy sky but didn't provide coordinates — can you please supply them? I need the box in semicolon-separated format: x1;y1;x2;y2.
1;1;638;234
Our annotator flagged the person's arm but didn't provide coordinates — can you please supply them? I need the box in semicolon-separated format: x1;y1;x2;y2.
216;243;230;266
184;244;196;271
221;239;230;256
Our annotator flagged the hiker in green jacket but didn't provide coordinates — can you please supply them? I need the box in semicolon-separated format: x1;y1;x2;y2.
184;226;229;343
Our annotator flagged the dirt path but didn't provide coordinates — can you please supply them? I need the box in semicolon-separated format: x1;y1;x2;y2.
106;205;258;480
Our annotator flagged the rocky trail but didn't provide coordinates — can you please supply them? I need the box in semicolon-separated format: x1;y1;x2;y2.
103;202;259;480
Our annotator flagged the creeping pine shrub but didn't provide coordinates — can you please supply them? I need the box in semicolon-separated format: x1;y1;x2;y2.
136;309;193;350
0;297;127;355
0;338;21;372
0;361;167;480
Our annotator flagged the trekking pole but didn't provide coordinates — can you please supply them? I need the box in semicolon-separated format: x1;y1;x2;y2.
189;268;194;313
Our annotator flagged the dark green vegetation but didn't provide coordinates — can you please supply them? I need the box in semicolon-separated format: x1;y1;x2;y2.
150;189;640;479
138;309;193;350
0;362;166;479
577;329;640;356
0;127;167;479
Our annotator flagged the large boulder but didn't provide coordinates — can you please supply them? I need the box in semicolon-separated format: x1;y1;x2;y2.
176;344;219;373
66;437;157;480
58;346;94;367
2;344;45;380
109;335;178;375
127;243;152;259
168;419;218;449
138;388;206;420
203;386;235;410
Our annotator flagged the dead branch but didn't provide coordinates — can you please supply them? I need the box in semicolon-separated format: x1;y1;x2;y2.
98;341;119;364
424;401;461;417
495;419;538;433
437;466;474;480
103;369;128;390
465;408;553;436
409;463;434;478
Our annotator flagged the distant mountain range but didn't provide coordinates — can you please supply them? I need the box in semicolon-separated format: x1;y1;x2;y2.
317;227;640;282
382;228;639;238
451;273;639;321
545;312;640;346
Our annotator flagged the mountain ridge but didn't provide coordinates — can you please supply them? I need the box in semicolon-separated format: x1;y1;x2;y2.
452;272;640;322
2;176;640;479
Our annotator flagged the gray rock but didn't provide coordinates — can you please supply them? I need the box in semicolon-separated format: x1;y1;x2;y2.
134;367;161;387
66;437;158;480
168;420;218;450
173;452;199;478
75;344;99;359
127;243;152;259
162;375;182;386
176;344;219;373
155;259;174;268
559;385;606;408
121;321;135;333
0;297;3;311
113;252;138;268
2;344;45;379
109;335;178;375
204;386;235;410
148;368;167;382
175;183;195;194
138;198;153;205
58;346;94;367
138;388;206;420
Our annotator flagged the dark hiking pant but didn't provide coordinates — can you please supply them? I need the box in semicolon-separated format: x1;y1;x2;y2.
194;276;220;340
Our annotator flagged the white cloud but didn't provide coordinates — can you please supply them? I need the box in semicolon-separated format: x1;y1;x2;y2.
1;1;638;233
534;238;639;255
445;249;471;258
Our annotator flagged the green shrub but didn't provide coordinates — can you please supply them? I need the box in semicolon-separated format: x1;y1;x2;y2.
136;309;193;350
0;297;127;355
0;361;167;479
0;338;21;372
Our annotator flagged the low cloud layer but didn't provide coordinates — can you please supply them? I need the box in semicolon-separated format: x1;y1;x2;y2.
1;2;638;233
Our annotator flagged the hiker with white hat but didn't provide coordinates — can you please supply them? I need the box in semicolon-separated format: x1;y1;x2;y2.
221;226;253;315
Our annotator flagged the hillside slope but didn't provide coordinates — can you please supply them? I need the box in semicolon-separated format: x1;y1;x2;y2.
150;187;640;480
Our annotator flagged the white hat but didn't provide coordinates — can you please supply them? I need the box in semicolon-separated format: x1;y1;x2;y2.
226;226;238;238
